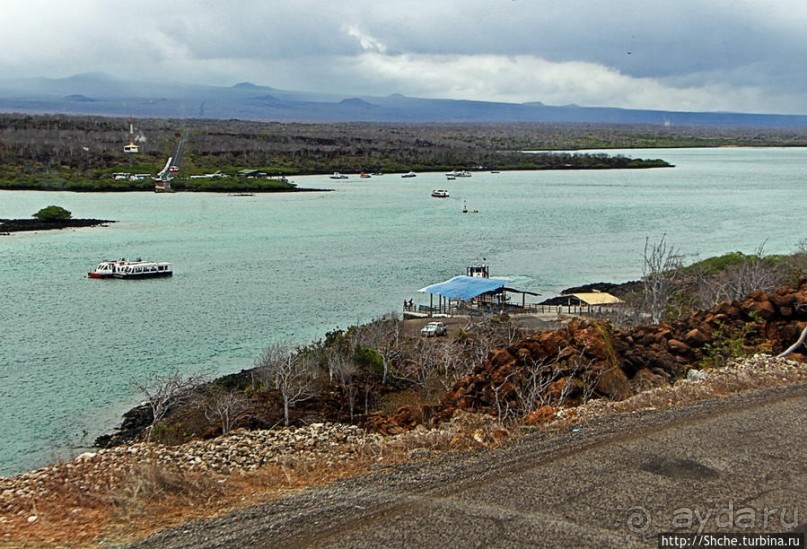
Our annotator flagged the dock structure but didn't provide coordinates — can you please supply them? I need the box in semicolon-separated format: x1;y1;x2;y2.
405;265;625;321
411;269;541;318
554;291;623;315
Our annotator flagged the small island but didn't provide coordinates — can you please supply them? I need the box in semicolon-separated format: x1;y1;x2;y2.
0;205;113;234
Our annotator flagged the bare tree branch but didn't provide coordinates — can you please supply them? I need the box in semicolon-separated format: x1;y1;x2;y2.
643;235;682;324
254;342;318;426
203;386;250;435
777;325;807;358
129;371;208;442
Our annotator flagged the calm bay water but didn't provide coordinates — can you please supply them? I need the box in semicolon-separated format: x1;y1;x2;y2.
1;147;805;476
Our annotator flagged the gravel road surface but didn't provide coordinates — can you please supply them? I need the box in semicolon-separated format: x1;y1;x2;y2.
130;383;807;548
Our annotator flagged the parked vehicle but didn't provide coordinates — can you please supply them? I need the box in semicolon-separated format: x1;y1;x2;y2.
420;321;447;337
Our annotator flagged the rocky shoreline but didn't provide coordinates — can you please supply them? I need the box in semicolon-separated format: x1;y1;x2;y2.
0;218;114;234
93;279;807;447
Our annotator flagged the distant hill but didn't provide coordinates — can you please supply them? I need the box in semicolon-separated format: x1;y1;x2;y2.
1;73;806;127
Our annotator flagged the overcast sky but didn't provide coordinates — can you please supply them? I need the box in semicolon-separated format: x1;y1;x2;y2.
1;0;805;114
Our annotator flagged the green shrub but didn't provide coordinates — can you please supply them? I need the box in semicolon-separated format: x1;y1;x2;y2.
33;205;72;221
354;346;383;373
699;313;770;369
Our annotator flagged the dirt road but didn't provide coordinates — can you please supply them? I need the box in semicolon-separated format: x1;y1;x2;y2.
130;383;807;548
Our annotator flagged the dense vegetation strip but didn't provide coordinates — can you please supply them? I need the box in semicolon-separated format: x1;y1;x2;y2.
24;114;807;191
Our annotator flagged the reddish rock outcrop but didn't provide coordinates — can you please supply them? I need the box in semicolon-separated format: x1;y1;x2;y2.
524;405;557;425
380;280;807;432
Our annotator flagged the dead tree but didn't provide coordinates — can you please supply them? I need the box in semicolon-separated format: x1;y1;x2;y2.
491;370;518;425
511;355;559;416
433;341;472;392
203;386;251;435
129;371;207;442
722;243;784;299
353;313;402;384
642;235;682;324
327;347;360;422
254;342;318;426
694;244;784;307
461;318;502;371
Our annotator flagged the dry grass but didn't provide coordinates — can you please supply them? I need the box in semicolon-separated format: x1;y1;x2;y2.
109;463;225;522
0;439;438;547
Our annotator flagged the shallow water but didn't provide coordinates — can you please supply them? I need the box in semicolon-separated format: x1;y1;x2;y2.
1;147;805;476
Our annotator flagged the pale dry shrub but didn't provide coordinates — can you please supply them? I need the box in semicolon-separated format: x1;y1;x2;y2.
110;462;224;521
384;410;513;457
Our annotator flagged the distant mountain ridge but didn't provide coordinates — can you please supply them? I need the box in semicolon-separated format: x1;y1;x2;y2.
1;73;806;127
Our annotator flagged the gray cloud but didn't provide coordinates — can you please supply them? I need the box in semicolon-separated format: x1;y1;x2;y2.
1;0;805;113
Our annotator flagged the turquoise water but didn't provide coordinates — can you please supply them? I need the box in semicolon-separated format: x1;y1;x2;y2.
1;147;805;476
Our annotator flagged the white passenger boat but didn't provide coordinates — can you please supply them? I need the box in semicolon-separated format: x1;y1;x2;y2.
431;189;450;198
88;259;173;279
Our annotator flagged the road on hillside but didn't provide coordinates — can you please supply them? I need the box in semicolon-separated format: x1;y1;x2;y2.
170;131;187;170
131;384;807;548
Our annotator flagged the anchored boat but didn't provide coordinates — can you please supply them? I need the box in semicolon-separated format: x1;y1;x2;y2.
88;259;173;279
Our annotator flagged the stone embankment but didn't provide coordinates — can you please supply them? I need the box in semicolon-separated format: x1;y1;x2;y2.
0;412;506;541
1;423;376;514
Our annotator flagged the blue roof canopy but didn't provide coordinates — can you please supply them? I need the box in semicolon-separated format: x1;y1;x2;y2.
419;275;509;301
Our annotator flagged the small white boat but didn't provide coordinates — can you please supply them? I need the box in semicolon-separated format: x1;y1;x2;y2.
431;189;450;198
88;259;173;279
330;172;348;179
401;171;416;178
445;170;472;178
